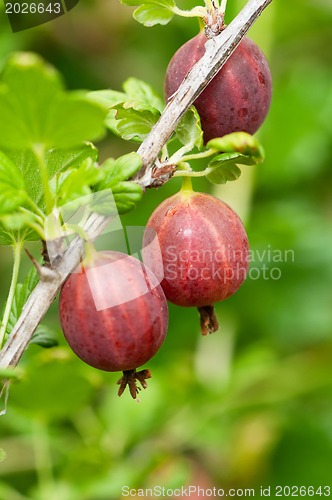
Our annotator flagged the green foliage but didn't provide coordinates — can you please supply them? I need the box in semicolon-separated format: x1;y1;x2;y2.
114;106;160;141
5;265;39;336
53;158;104;206
206;132;264;184
206;158;242;184
0;57;146;247
207;131;265;159
0;213;38;246
0;53;106;150
90;77;163;142
0;150;27;215
176;107;203;150
96;152;143;214
121;0;175;27
122;77;164;112
4;143;99;205
30;324;59;348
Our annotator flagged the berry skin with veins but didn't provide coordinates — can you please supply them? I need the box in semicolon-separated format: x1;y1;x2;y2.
59;251;168;398
165;33;272;142
143;185;249;334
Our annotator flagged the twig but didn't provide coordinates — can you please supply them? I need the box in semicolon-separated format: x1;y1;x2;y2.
0;0;272;371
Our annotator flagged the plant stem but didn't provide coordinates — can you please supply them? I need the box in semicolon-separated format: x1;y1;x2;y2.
26;198;47;220
0;241;23;348
174;168;213;178
25;221;47;240
167;144;196;165
160;144;169;162
172;5;206;18
181;176;193;192
180;148;216;163
33;144;53;216
205;0;217;12
220;0;228;15
19;207;44;226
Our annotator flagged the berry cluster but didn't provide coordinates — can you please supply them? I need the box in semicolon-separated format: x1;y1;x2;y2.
59;32;271;399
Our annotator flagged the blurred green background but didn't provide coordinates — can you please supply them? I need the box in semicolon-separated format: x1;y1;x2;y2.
0;0;332;498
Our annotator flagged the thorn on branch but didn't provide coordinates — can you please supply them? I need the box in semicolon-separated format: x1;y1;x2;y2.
25;249;60;283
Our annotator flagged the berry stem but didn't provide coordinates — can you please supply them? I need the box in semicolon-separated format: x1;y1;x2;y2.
220;0;228;16
174;166;214;179
179;148;216;163
204;0;217;13
172;5;207;18
181;176;193;193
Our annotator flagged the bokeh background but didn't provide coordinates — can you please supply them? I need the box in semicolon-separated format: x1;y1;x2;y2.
0;0;332;498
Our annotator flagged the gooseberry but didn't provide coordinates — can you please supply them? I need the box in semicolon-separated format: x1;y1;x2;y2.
59;251;168;398
143;183;249;334
165;33;272;142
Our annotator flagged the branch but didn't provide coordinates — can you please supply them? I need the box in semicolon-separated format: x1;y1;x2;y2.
0;0;272;371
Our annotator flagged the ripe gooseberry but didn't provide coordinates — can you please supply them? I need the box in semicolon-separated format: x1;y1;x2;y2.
143;180;249;334
165;33;272;142
59;251;168;398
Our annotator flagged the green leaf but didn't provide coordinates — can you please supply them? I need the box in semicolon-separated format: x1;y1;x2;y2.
206;151;259;185
90;183;143;216
122;0;175;26
122;78;164;112
104;109;121;137
5;265;39;336
134;1;175;26
98;152;143;187
133;3;174;26
88;89;128;109
53;158;104;206
115;107;160;141
207;131;265;162
0;146;98;246
44;92;106;149
4;143;98;205
0;150;28;215
207;162;242;185
209;151;259;168
30;324;59;348
95;153;143;214
90;79;163;141
111;182;144;214
0;211;38;231
176;107;203;150
0;52;106;150
0;224;24;247
205;132;265;185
